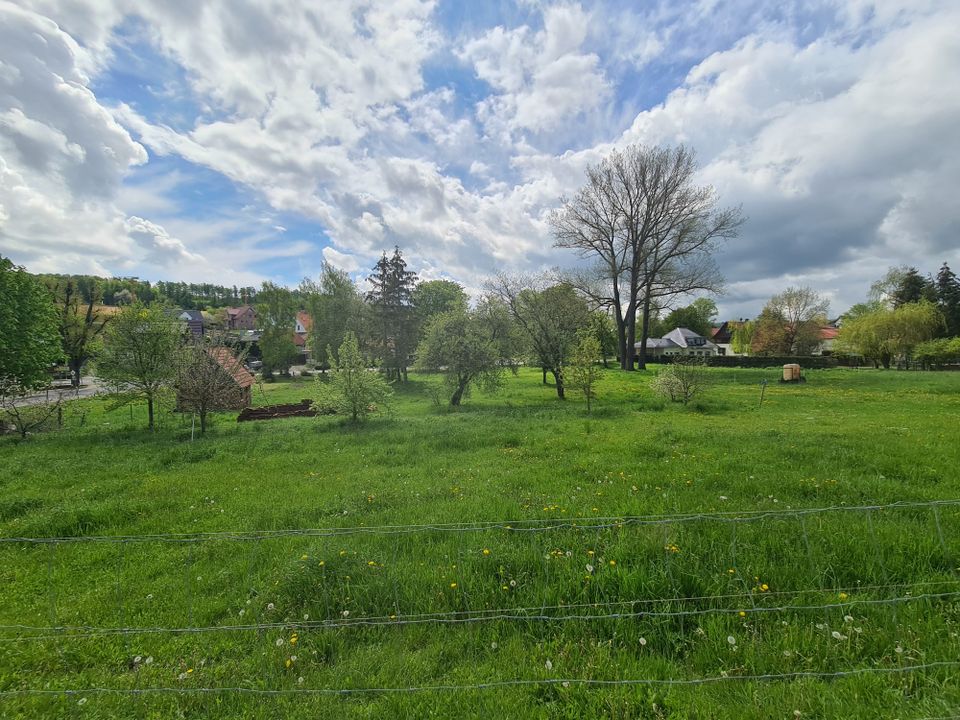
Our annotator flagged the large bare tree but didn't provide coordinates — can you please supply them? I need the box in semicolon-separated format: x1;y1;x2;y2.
552;145;741;370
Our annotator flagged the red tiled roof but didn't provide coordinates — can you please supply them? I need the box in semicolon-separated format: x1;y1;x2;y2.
293;333;306;347
819;326;839;340
296;311;313;333
226;305;253;317
208;347;256;388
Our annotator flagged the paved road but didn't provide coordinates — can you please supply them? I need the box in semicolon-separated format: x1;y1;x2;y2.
8;378;104;407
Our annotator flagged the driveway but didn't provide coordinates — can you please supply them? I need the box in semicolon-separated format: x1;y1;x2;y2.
7;377;104;407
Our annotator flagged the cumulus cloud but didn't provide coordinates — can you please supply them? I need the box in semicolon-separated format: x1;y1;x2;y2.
3;0;960;319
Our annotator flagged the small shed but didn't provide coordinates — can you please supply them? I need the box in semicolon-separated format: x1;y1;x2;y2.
208;347;256;408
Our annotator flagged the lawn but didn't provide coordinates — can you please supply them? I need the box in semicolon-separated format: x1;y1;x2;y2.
1;367;959;718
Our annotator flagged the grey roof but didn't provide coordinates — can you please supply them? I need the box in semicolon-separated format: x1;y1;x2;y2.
664;327;719;349
179;310;204;322
644;337;680;349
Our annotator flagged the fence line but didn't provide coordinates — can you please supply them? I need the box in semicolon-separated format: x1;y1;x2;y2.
2;660;959;698
2;499;957;545
2;586;957;642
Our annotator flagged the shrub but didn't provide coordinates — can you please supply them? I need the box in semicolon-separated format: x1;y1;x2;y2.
650;358;712;405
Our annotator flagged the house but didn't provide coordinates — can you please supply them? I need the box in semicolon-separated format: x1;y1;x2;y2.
178;310;204;337
709;320;752;356
814;326;839;356
294;311;313;362
636;327;720;359
225;305;257;331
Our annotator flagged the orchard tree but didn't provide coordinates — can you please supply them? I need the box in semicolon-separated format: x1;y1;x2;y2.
753;287;829;355
176;340;249;434
415;307;507;406
488;275;590;399
96;303;182;430
0;257;61;395
569;328;602;414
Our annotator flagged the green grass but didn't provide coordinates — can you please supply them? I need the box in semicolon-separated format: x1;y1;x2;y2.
1;367;960;718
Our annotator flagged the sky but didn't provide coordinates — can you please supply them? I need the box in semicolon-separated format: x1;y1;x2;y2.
1;0;958;319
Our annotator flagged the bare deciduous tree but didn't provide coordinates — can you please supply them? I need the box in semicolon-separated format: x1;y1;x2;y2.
552;145;742;370
176;339;250;434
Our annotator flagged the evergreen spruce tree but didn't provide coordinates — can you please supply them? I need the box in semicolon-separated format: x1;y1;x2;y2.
936;262;960;337
366;247;418;382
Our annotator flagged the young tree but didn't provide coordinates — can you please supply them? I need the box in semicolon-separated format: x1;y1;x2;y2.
51;279;112;387
591;311;618;367
367;247;418;382
0;257;61;395
96;303;182;430
313;331;392;423
488;275;591;399
256;282;298;378
176;340;250;434
752;287;829;355
414;308;507;406
569;328;603;414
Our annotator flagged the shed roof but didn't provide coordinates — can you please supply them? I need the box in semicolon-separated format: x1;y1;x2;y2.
209;347;256;388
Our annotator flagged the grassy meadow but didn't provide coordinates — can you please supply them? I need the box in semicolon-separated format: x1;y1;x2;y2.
1;366;960;718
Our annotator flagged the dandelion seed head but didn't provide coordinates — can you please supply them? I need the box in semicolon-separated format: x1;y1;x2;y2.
727;635;736;646
545;659;553;671
639;637;647;646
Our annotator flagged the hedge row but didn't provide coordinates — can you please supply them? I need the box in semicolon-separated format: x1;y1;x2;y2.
645;355;840;369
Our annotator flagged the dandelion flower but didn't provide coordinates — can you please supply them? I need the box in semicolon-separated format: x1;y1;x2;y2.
301;554;308;560
450;582;457;589
760;583;769;592
482;549;490;556
609;560;616;566
368;561;376;566
838;592;848;600
285;659;292;668
739;611;746;618
290;635;298;645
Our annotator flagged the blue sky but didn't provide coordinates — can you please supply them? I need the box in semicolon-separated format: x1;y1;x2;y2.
1;0;959;318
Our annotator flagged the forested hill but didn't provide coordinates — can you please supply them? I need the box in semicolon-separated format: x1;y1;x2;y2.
30;273;259;310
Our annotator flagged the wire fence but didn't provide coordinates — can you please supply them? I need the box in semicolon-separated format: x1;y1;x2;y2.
1;499;959;711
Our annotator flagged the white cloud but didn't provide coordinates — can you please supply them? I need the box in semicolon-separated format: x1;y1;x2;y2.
460;3;610;136
3;0;960;319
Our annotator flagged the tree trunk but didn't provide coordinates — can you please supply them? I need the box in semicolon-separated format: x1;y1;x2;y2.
542;367;547;384
200;410;207;434
624;300;637;371
637;294;653;370
70;361;82;388
147;396;155;430
881;353;891;370
450;377;469;406
552;368;565;399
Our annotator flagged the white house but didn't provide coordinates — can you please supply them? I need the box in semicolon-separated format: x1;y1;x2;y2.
636;327;720;359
